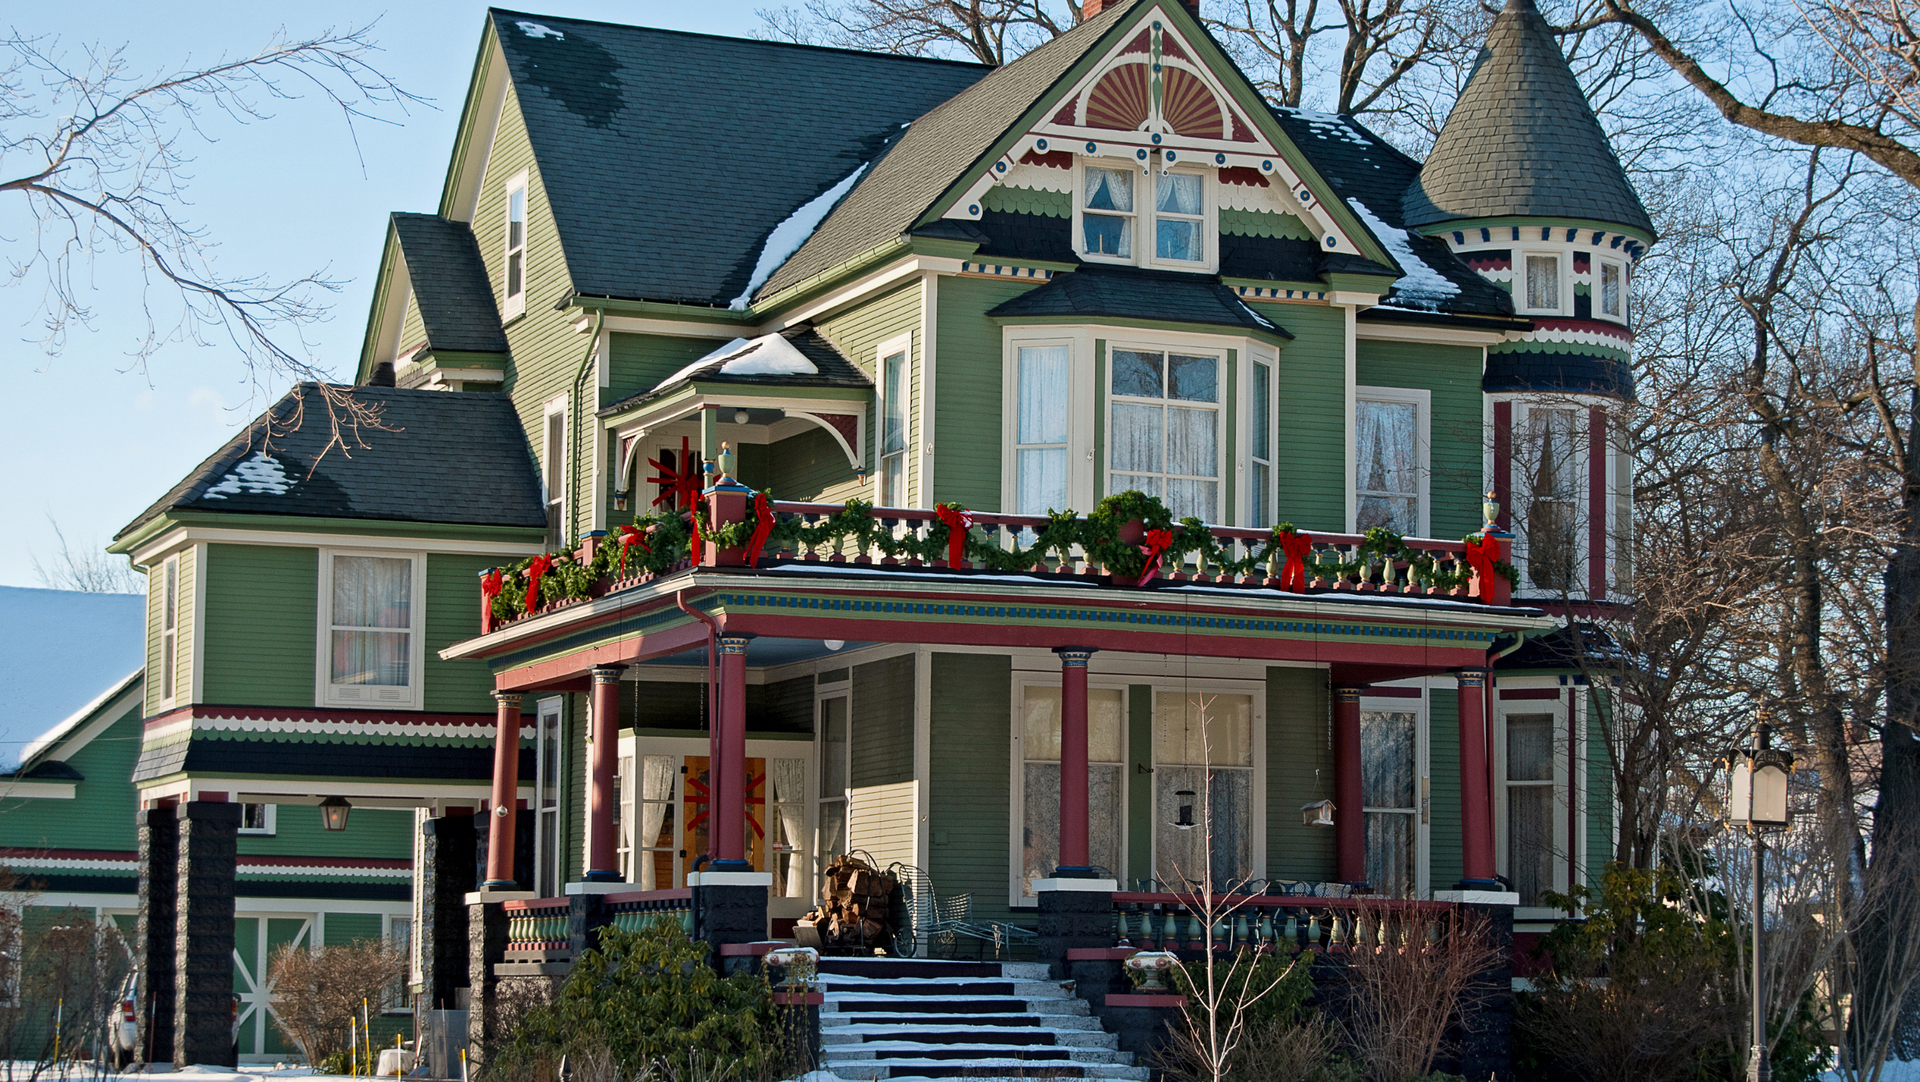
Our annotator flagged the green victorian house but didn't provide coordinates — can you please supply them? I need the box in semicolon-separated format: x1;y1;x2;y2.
109;0;1648;1074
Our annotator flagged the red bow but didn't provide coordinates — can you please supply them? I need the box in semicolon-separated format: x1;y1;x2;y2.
1278;529;1314;593
617;525;648;578
1137;528;1175;586
524;554;553;615
935;503;973;567
745;492;775;566
1462;534;1498;591
481;569;504;601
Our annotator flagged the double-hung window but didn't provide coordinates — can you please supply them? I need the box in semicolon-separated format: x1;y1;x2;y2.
503;175;528;321
1014;344;1071;515
1153;692;1254;888
160;557;180;702
1503;712;1559;906
880;343;909;506
1361;709;1418;897
534;697;565;896
1250;360;1273;528
816;695;850;885
1080;162;1210;269
1599;259;1625;320
1522;407;1581;591
544;404;566;551
1082;166;1134;259
1110;349;1221;521
320;551;424;708
1355;390;1428;536
1019;685;1125;896
1523;253;1562;313
1155;172;1205;263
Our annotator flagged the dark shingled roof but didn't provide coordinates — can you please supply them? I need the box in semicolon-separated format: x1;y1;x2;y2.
1401;0;1655;238
761;0;1143;300
390;213;508;353
116;385;546;539
599;330;872;415
989;266;1292;338
1484;349;1635;398
488;9;989;307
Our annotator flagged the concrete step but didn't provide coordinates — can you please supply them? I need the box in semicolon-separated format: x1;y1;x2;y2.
825;993;1090;1016
825;1043;1135;1066
831;1062;1149;1081
820;1012;1106;1032
820;1025;1117;1050
821;976;1073;999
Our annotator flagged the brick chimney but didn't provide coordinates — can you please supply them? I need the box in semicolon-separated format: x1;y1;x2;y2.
1085;0;1199;18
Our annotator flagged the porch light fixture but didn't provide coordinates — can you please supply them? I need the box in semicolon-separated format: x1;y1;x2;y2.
733;410;751;424
1174;790;1197;829
1301;799;1336;828
823;640;845;651
319;796;352;832
1727;720;1794;1082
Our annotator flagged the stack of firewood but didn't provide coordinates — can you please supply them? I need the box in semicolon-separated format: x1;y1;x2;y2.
800;855;897;952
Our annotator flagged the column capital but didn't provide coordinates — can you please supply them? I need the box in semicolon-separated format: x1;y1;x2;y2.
492;689;524;707
718;633;755;655
590;664;628;684
1334;685;1364;704
1455;669;1488;689
1053;646;1097;668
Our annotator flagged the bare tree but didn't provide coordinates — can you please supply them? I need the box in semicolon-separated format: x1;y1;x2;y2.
0;26;423;452
1209;0;1475;116
29;518;143;594
756;0;1081;64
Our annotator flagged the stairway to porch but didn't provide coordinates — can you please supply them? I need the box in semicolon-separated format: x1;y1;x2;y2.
817;958;1147;1082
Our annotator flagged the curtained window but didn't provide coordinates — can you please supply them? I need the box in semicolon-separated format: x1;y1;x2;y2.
1111;349;1220;521
534;701;565;897
1153;692;1254;889
1016;345;1071;515
1082;166;1135;258
817;697;849;882
1356;398;1420;536
1362;710;1418;897
1505;713;1558;905
1155;172;1205;263
1524;254;1561;312
769;758;808;898
1600;260;1624;319
1020;686;1125;896
327;554;415;702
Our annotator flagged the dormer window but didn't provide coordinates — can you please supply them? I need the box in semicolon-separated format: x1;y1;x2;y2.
1599;259;1625;320
1522;253;1561;314
1082;166;1134;258
1078;159;1213;271
1155;172;1204;262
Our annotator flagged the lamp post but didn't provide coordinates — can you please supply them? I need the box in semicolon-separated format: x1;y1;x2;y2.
1727;721;1794;1082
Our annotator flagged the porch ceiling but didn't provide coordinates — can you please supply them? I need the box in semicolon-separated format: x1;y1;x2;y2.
447;563;1559;691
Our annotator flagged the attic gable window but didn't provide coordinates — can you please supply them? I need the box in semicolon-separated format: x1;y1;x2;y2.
503;172;529;321
1082;166;1134;258
1078;159;1212;270
1155;172;1204;263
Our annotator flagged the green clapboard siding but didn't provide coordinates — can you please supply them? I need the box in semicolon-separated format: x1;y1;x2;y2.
606;332;730;407
1266;667;1333;881
930;653;1012;920
1428;688;1463;888
767;427;860;504
203;544;318;707
425;553;502;713
1586;690;1614;882
852;654;914;787
818;283;917;503
936;277;1034;510
761;676;816;734
239;806;413;860
1356;338;1485;539
323;912;382;947
1270;305;1346;529
0;699;143;852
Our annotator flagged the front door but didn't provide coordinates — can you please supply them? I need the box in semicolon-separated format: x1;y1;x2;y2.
682;755;767;873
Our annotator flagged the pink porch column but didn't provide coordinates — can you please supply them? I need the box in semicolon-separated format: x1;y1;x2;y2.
713;633;753;868
484;690;523;889
1455;669;1496;884
584;664;627;882
1054;647;1097;874
1333;685;1365;884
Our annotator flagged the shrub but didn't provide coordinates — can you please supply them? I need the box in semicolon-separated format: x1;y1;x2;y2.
268;938;406;1067
1340;904;1506;1082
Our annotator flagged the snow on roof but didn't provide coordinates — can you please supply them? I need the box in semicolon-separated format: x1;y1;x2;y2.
1344;197;1461;310
17;668;141;766
652;334;820;393
0;586;146;769
729;162;869;310
1273;105;1373;147
202;450;293;499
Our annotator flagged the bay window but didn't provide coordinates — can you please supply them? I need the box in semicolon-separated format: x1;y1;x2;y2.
1015;344;1070;515
161;556;180;702
1250;360;1272;528
1599;259;1625;320
1522;406;1581;592
1111;348;1221;521
319;551;423;708
1019;685;1125;897
1153;692;1253;889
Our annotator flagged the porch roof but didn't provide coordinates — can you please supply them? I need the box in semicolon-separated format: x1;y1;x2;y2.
443;562;1557;691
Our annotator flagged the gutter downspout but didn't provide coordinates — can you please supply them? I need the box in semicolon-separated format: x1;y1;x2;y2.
568;309;606;548
676;589;721;812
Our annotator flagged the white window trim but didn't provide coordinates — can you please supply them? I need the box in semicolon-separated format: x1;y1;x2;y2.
534;695;566;896
1511;400;1591;599
543;396;569;549
815;684;851;903
1142;684;1266;897
1595;257;1627;323
1359;690;1430;899
1002;331;1094;514
1493;689;1584;919
1072;157;1219;274
1108;338;1228;523
237;803;277;836
501;170;530;322
876;332;914;508
314;548;428;711
1007;674;1132;906
1353;385;1433;539
1517;250;1566;316
1245;349;1278;529
159;554;181;708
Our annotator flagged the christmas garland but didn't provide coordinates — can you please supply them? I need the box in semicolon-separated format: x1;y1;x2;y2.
484;490;1519;626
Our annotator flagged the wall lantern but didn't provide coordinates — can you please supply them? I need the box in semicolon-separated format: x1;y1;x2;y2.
1174;791;1197;829
1727;723;1794;830
319;796;353;832
1301;799;1336;828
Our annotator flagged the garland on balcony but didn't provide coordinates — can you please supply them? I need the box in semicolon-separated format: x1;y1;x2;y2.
484;490;1518;625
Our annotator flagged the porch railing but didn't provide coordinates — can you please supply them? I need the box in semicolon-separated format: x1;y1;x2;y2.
1110;891;1455;954
605;887;694;935
502;896;572;954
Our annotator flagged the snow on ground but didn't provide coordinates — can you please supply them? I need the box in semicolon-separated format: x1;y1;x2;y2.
729;162;869;310
1343;197;1461;311
1825;1064;1920;1082
0;586;144;770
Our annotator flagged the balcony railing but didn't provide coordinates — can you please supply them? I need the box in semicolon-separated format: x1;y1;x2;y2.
480;490;1514;633
502;896;572;954
1110;891;1456;954
605;887;694;935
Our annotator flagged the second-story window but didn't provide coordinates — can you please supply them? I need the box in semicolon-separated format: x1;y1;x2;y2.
1523;253;1561;313
1356;396;1420;536
1015;344;1070;515
1111;348;1220;522
1081;162;1210;269
161;557;180;702
1523;407;1581;591
880;345;909;506
504;176;528;320
544;406;566;551
1599;259;1625;320
322;551;422;707
1250;360;1272;528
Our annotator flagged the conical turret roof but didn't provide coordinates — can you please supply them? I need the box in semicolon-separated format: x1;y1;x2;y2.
1402;0;1654;238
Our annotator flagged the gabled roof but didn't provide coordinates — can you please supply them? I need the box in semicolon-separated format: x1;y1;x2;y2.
8;669;141;775
1401;0;1654;238
114;385;547;541
599;330;871;416
484;9;989;307
989;266;1292;338
390;213;508;354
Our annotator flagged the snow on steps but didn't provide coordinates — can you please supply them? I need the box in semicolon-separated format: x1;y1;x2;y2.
817;958;1146;1082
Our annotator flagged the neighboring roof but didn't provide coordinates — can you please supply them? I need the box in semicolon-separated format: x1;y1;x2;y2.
762;0;1143;300
1401;0;1655;238
9;669;141;774
115;385;547;540
599;330;871;416
486;9;989;307
0;591;143;770
989;266;1293;338
390;213;508;353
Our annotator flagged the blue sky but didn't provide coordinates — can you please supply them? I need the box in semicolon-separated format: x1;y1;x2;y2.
0;1;768;588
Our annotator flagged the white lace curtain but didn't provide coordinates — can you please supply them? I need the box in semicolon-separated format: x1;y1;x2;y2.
330;555;410;686
636;755;675;889
1017;346;1070;514
1356;399;1418;536
770;758;808;898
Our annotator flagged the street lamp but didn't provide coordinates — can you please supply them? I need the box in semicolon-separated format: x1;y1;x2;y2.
319;796;353;832
1728;721;1794;1082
